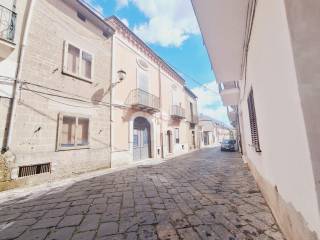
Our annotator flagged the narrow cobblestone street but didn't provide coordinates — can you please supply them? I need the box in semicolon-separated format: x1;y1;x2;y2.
0;148;284;240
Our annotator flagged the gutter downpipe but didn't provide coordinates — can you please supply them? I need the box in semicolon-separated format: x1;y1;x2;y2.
159;65;164;158
5;0;35;151
110;34;115;167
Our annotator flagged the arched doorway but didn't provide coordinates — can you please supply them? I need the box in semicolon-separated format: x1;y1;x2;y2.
133;117;151;161
167;130;173;154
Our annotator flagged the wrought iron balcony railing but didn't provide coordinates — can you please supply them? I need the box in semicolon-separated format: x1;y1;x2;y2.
0;4;16;42
126;89;160;113
171;105;185;119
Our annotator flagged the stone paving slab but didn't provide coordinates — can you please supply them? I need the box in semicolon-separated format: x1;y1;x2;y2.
0;148;285;239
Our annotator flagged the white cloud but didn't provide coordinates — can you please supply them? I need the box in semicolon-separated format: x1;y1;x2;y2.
118;0;200;47
120;18;129;27
191;81;230;124
116;0;129;9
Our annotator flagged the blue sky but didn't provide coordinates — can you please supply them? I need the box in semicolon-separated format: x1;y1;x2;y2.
85;0;229;124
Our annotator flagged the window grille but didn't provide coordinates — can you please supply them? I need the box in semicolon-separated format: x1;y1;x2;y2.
0;4;17;42
18;163;51;178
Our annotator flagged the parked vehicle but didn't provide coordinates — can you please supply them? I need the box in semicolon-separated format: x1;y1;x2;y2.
221;139;237;151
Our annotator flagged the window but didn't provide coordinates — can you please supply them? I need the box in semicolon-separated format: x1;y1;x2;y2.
82;51;92;79
138;69;149;92
190;102;194;117
63;41;94;81
67;45;80;75
172;85;178;106
77;117;89;146
61;116;76;147
247;89;261;152
175;128;180;144
58;113;90;150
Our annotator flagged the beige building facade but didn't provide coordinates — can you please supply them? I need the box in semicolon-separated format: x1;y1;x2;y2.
199;115;232;148
192;0;320;239
106;16;199;167
0;0;114;188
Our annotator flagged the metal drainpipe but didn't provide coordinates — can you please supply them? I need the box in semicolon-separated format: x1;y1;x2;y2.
109;34;115;168
159;65;164;158
5;0;35;151
236;107;243;154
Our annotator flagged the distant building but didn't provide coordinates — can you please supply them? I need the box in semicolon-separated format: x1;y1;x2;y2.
198;114;232;148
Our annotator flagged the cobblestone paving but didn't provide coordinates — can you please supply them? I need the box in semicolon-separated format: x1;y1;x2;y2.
0;148;285;240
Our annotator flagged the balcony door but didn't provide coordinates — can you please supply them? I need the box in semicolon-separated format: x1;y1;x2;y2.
172;85;178;105
137;69;149;106
133;117;151;161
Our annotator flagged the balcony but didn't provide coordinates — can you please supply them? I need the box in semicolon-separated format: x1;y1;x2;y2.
126;89;160;113
0;4;16;58
219;82;240;106
227;107;238;122
171;105;185;119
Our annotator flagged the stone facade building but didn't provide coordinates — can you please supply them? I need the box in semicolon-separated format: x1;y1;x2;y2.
198;115;232;148
0;2;200;189
106;16;199;167
0;0;114;188
192;0;320;239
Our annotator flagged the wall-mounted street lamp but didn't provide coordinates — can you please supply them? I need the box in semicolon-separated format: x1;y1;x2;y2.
117;69;126;83
92;69;127;103
111;69;126;88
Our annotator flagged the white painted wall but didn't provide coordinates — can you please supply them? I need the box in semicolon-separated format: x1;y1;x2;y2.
239;0;320;236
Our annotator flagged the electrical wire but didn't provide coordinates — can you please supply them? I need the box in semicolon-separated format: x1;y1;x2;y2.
0;76;114;108
22;82;107;104
19;83;131;110
21;86;108;109
166;62;219;94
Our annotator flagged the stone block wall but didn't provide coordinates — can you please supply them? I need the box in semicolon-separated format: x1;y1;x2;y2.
0;97;11;150
5;0;113;184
